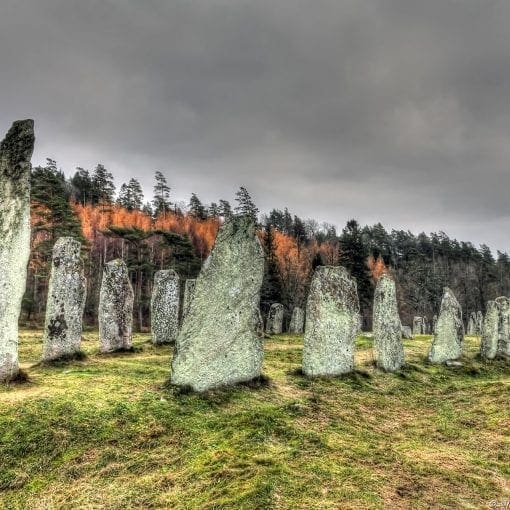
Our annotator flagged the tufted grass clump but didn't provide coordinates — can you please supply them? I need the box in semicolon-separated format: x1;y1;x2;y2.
0;330;509;509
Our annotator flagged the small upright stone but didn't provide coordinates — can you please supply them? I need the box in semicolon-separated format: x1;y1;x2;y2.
266;303;284;335
182;279;196;320
373;274;405;371
42;238;86;361
289;306;305;334
302;266;360;377
428;287;464;363
151;269;180;344
0;120;35;382
496;296;510;357
480;301;499;360
467;312;477;336
413;316;423;336
401;325;413;339
476;311;484;335
171;217;265;391
422;317;429;334
99;259;134;353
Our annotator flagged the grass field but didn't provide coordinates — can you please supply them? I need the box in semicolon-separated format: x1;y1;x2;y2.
1;330;509;509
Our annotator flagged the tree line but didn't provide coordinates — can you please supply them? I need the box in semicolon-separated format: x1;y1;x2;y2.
25;159;510;331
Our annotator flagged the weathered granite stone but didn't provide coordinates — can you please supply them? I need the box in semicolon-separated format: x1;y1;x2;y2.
496;296;510;357
302;266;360;376
289;306;305;334
480;300;499;360
467;312;477;336
99;259;134;352
182;279;196;320
428;287;464;363
266;303;284;335
432;314;438;334
422;317;429;334
42;238;86;361
373;274;405;371
171;217;265;391
412;316;423;336
0;120;34;381
476;311;484;335
401;325;413;339
151;269;180;345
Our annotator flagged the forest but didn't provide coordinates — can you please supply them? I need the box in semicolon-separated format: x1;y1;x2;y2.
25;158;510;331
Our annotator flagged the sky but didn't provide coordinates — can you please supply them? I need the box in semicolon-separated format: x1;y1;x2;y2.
1;0;510;252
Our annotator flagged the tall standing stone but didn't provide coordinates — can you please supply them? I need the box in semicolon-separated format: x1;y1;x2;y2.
480;300;499;360
42;237;86;361
266;303;284;335
422;317;429;334
428;287;464;363
476;311;484;335
302;266;360;377
0;120;34;382
289;306;305;334
373;274;405;371
182;279;196;320
151;269;180;345
171;218;265;391
99;259;134;353
413;316;423;336
496;296;510;357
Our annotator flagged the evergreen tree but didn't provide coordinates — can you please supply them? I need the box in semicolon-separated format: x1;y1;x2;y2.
188;193;207;220
117;178;144;211
260;222;284;315
152;171;171;217
234;186;259;223
208;202;220;218
219;199;233;220
70;167;94;205
91;164;115;204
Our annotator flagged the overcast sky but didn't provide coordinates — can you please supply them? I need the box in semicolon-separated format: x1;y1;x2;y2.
2;0;510;251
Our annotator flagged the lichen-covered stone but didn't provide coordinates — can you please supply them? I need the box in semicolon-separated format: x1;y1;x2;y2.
99;259;134;352
171;217;265;391
302;266;360;376
0;120;34;381
289;306;305;334
432;314;438;334
422;317;429;334
42;238;86;361
266;303;284;334
480;300;498;360
401;325;413;339
412;316;423;336
182;279;196;320
476;311;484;335
428;287;464;363
373;274;405;371
467;312;477;336
496;296;510;357
151;269;180;344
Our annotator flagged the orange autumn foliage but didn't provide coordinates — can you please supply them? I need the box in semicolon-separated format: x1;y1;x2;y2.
367;254;387;282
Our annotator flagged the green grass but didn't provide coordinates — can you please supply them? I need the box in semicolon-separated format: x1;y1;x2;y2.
1;331;509;509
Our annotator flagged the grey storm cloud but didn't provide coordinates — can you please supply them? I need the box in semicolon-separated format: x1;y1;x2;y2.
1;0;510;250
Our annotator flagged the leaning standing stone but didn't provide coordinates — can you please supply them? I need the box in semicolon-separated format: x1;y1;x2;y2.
151;269;180;344
289;306;305;334
171;217;265;391
266;303;284;335
302;266;360;376
480;300;499;360
99;259;134;352
413;316;423;336
428;287;464;363
42;238;86;361
496;296;510;357
182;279;196;320
0;120;34;382
373;274;405;371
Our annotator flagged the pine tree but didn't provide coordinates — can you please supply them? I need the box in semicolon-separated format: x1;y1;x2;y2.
208;202;220;218
117;178;144;211
91;164;115;204
260;223;284;315
152;171;171;217
70;167;94;205
234;186;259;223
219;199;233;220
188;193;207;220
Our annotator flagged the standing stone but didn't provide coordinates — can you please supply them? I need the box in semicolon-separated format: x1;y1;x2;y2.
413;316;423;336
428;287;464;363
302;266;360;377
171;217;265;391
422;317;429;334
0;120;34;382
467;312;477;336
373;274;405;371
496;296;510;357
480;301;499;360
99;259;134;353
432;314;438;334
401;325;413;339
42;238;86;361
266;303;284;335
476;311;484;335
289;306;305;334
151;269;180;345
182;279;196;320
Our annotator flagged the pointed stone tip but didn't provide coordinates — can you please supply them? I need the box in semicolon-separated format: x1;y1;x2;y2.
1;119;35;165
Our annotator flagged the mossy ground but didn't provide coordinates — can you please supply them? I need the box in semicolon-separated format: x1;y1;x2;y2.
1;331;509;509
